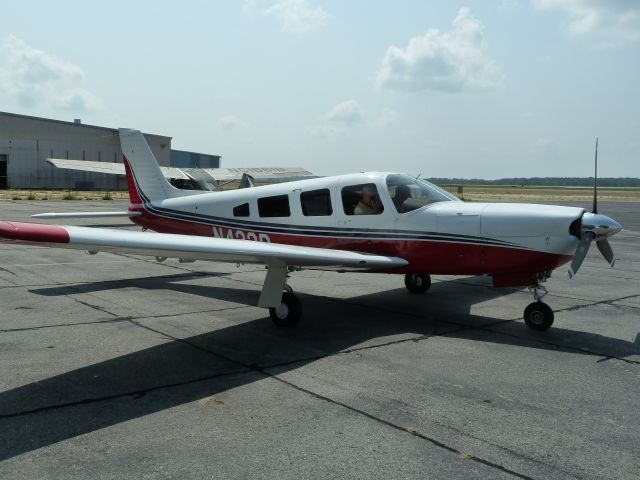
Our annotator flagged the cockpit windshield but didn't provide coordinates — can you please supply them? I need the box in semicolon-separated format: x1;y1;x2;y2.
386;174;459;213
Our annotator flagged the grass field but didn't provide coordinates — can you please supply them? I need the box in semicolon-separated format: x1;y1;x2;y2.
1;185;639;202
0;189;128;201
439;185;640;202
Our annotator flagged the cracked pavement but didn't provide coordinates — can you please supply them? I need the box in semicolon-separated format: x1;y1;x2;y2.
1;200;639;479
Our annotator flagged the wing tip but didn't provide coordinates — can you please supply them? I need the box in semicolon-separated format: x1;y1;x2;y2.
0;221;70;244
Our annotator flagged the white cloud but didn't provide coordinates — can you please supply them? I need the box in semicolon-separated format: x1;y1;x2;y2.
375;8;503;93
263;0;329;34
307;100;364;137
217;115;251;130
323;99;364;125
0;34;101;112
532;0;640;45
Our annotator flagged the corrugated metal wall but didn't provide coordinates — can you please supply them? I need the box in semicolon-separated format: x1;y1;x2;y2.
170;149;221;169
0;112;171;189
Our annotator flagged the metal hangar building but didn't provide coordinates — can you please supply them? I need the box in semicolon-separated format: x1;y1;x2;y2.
0;111;221;190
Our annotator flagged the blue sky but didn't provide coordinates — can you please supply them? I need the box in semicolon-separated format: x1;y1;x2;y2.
1;0;638;178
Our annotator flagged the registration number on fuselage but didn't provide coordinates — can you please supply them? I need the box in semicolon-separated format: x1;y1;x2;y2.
212;226;271;242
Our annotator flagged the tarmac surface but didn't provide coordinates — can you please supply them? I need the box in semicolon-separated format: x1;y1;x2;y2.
0;200;638;479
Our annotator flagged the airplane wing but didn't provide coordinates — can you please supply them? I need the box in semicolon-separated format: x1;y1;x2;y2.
46;159;190;180
31;212;141;219
0;222;408;270
46;159;313;183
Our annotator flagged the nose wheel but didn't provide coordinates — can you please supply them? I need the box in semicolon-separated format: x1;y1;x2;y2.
524;301;554;331
404;273;431;294
524;284;554;331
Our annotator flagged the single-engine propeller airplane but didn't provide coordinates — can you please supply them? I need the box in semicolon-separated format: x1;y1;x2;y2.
0;130;622;331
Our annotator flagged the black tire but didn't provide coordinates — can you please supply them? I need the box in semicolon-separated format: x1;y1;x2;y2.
524;301;554;331
269;291;302;327
404;273;431;294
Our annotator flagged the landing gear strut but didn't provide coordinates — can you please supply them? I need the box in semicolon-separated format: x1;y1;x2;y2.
524;284;554;331
258;264;302;327
404;273;431;294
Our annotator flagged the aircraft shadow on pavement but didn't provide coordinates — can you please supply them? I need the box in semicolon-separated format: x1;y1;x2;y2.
30;271;236;297
1;277;637;461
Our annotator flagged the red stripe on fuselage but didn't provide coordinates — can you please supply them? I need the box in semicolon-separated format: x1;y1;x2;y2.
123;157;143;206
129;209;571;275
0;222;70;243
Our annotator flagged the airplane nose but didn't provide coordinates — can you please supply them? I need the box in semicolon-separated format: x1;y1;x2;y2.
580;212;622;238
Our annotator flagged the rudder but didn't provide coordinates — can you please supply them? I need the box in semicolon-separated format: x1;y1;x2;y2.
119;128;178;203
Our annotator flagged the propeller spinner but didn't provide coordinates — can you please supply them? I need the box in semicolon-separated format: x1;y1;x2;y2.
568;139;622;278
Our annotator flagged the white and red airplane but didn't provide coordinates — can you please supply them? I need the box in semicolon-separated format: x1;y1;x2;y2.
0;129;622;331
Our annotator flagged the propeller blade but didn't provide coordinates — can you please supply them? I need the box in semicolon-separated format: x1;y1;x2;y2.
596;238;615;267
568;232;594;278
592;137;598;214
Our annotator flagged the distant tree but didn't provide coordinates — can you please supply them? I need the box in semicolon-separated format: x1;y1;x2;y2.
426;177;640;187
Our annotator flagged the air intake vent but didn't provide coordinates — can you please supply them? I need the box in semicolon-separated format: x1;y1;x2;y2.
569;217;582;238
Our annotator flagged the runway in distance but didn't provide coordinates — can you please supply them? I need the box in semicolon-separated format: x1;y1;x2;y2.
0;130;622;330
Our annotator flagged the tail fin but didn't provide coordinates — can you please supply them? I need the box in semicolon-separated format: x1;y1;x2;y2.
119;128;180;203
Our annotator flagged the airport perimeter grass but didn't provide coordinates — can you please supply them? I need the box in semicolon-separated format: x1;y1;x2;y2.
444;185;640;202
0;189;129;201
1;185;639;202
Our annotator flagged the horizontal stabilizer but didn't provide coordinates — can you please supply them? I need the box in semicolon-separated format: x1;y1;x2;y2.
32;211;141;219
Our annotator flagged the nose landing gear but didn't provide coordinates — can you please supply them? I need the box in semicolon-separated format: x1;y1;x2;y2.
524;284;554;331
404;273;431;294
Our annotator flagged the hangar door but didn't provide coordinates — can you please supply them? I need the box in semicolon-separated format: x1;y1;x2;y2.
0;155;6;189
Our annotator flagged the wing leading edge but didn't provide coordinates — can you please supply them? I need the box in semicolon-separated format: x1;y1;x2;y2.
46;159;313;183
0;222;408;270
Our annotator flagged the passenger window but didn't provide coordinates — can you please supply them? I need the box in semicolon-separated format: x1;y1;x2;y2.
233;203;250;217
301;189;332;216
341;183;384;215
258;194;290;217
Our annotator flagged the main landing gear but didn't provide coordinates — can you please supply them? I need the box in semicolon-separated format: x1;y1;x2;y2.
258;265;302;328
404;273;431;294
269;287;302;327
524;284;554;331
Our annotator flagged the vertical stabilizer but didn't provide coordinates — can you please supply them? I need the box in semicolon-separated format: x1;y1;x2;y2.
119;128;179;202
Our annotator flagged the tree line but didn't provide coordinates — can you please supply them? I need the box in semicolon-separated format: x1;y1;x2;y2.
427;177;640;187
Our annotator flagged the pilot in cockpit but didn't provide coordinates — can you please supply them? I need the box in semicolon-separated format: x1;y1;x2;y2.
354;185;383;215
392;184;411;212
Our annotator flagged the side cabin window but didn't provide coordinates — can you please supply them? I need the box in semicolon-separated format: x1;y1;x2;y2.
301;189;332;216
258;194;291;217
342;183;384;215
233;203;250;217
